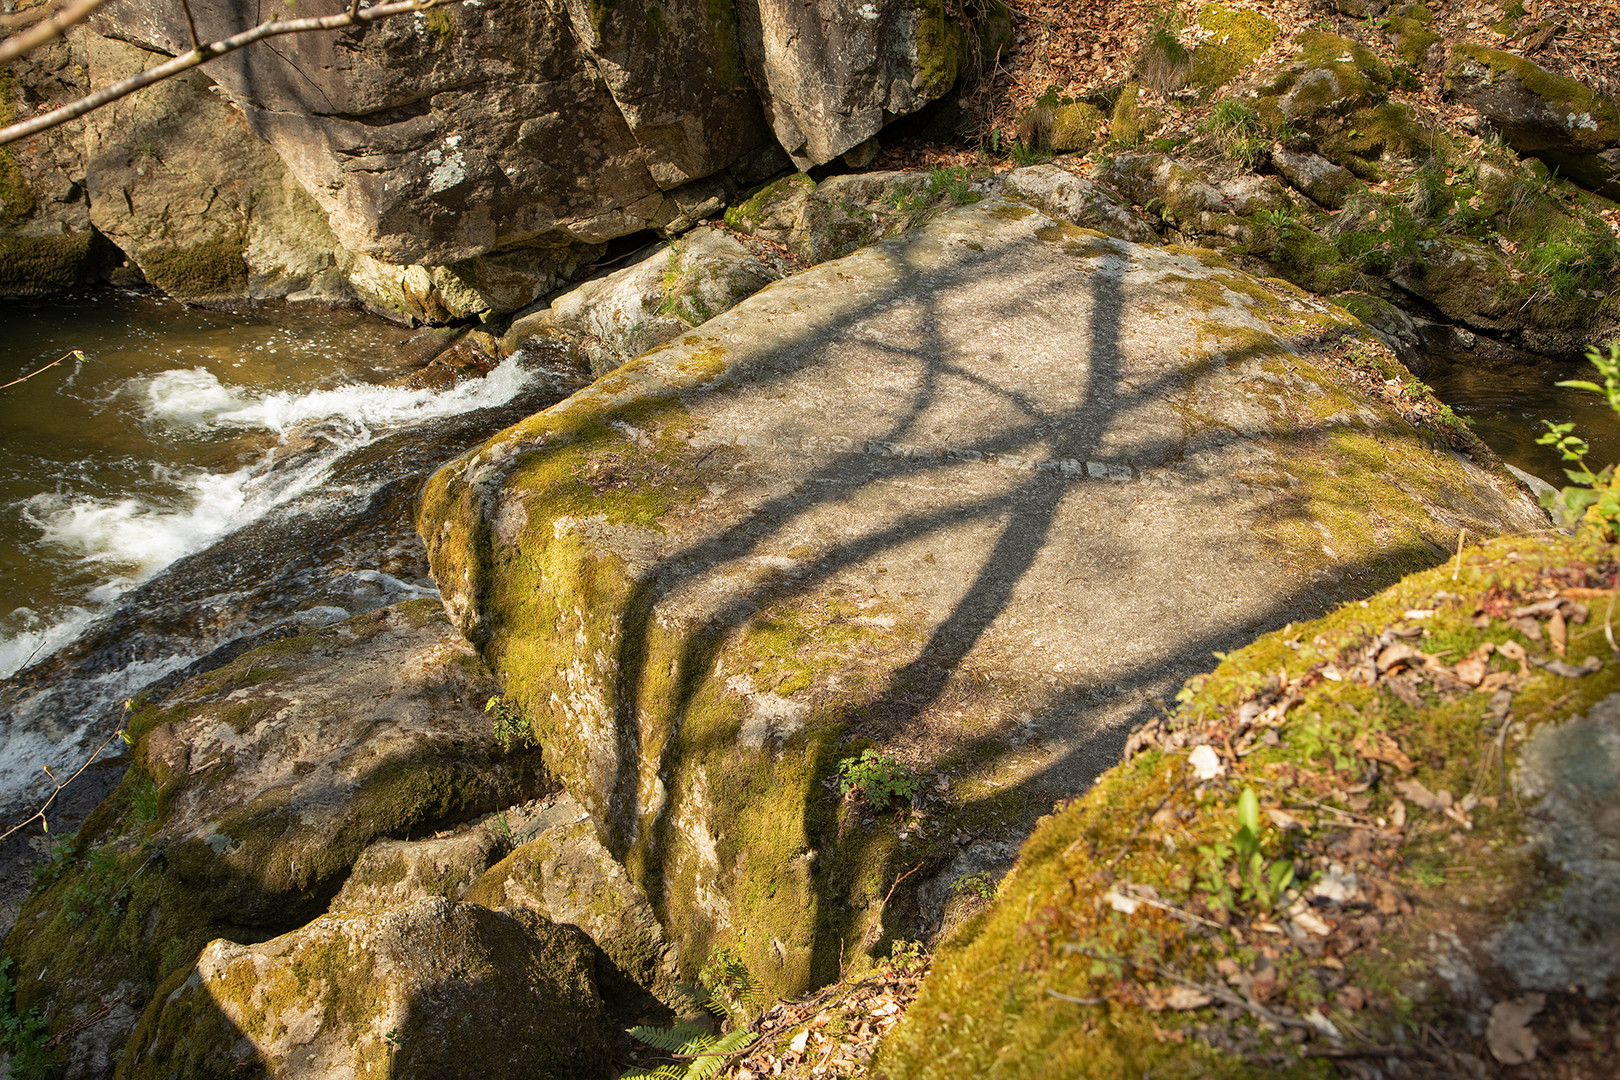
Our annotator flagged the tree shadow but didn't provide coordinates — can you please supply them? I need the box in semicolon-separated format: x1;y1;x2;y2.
458;209;1525;996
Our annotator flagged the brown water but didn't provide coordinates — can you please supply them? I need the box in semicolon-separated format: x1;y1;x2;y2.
1424;349;1620;487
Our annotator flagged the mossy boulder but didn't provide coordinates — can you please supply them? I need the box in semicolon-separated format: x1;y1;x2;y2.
1100;152;1286;243
1269;146;1360;211
1188;4;1280;93
501;225;783;378
1445;46;1620;199
466;794;678;1002
725;168;987;264
116;897;613;1080
876;525;1620;1078
329;828;505;912
417;192;1544;1009
3;601;551;1078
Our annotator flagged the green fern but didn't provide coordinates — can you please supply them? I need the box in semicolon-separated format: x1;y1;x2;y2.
622;1025;752;1079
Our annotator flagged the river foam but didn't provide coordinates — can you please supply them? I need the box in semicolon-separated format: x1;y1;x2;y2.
1;356;537;682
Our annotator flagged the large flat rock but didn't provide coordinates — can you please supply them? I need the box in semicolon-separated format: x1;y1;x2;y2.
417;193;1546;998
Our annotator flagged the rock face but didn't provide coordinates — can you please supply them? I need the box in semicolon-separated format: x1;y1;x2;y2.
739;0;962;168
502;226;785;378
4;601;551;1078
875;526;1620;1079
0;0;968;312
119;897;613;1080
0;38;116;293
416;191;1544;1002
81;34;352;302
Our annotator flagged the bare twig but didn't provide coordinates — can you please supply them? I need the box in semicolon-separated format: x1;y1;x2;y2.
855;861;925;959
0;715;128;845
1059;943;1321;1035
1452;527;1466;580
1046;988;1105;1005
0;0;457;147
0;0;108;64
1105;784;1178;869
0;349;84;391
177;0;203;51
1605;578;1618;654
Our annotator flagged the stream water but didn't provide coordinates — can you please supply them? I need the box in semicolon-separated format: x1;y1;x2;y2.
0;291;583;829
0;289;1614;834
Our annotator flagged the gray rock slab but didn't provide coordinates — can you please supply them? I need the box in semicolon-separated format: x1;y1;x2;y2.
419;193;1546;989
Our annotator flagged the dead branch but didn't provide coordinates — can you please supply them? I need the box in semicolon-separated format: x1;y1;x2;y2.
0;0;457;148
0;0;108;64
0;710;129;846
1;349;85;391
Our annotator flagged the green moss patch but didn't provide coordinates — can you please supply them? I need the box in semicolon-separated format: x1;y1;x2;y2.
877;523;1620;1078
1188;4;1279;92
140;234;249;298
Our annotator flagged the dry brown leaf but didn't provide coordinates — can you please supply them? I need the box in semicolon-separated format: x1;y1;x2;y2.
1487;993;1545;1065
1353;731;1415;774
1395;778;1452;811
1548;609;1567;656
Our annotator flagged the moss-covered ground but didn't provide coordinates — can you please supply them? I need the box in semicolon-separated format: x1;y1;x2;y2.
876;516;1620;1078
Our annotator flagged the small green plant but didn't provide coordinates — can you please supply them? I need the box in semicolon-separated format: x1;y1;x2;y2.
0;958;51;1080
1201;98;1268;169
950;871;996;901
882;939;929;978
130;776;161;824
1196;787;1294;914
484;695;535;752
838;749;922;812
1536;342;1620;533
622;949;755;1079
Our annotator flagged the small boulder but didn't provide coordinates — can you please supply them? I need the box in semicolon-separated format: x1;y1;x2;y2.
1000;165;1159;243
1272;145;1362;210
467;797;677;1002
329;829;505;912
118;898;613;1080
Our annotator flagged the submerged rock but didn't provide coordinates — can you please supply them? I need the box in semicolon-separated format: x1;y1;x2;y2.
4;601;551;1077
417;191;1544;1004
120;897;612;1080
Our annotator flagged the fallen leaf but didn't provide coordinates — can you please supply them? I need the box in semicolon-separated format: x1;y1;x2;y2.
1164;986;1212;1010
789;1028;810;1054
1383;674;1424;708
1487;994;1545;1065
1188;744;1224;781
1395;778;1452;811
1291;909;1332;936
1334;986;1366;1012
1534;655;1603;678
1511;617;1543;642
1548;610;1567;656
1267;807;1305;831
1455;656;1487;686
1375;642;1422;672
1389;798;1406;828
1353;731;1414;774
1497;640;1531;676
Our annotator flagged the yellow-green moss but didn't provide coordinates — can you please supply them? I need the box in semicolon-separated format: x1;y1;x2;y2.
1189;4;1280;91
726;173;815;230
0;233;97;295
879;526;1620;1078
1050;101;1103;154
140;235;248;298
913;1;966;100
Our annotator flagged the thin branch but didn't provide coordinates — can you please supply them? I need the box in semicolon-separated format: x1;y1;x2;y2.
0;718;128;845
0;0;108;65
0;0;455;147
177;0;203;51
1;349;85;391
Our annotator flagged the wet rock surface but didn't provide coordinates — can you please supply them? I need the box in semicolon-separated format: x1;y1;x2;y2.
3;599;553;1076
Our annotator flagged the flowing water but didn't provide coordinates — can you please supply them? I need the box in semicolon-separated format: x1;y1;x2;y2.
0;292;582;827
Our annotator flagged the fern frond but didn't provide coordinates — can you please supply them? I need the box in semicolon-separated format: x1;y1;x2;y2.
626;1024;713;1054
686;1028;753;1080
